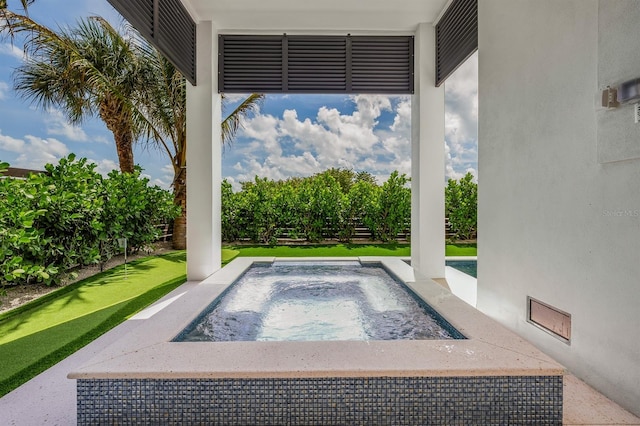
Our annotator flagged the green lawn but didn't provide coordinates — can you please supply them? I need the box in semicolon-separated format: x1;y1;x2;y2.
0;251;186;397
223;243;476;262
445;243;477;257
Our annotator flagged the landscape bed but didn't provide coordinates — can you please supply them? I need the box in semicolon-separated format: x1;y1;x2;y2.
70;257;564;425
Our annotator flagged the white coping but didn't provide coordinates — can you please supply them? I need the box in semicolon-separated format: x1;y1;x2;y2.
69;257;564;380
445;256;478;261
129;292;188;320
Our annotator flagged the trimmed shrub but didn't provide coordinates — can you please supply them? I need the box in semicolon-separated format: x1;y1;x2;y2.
0;155;179;286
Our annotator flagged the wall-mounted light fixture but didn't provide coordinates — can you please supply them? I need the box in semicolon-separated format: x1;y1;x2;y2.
601;77;640;108
601;86;619;108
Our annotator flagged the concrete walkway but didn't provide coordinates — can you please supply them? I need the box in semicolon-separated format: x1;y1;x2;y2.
0;320;139;426
1;280;638;425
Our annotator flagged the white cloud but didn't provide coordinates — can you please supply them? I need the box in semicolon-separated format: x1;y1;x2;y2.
151;164;176;190
45;109;89;142
0;131;70;170
0;43;25;60
445;142;464;181
93;135;111;145
228;95;417;185
444;51;478;182
0;130;25;152
223;93;252;104
224;68;479;187
0;81;9;100
88;158;119;177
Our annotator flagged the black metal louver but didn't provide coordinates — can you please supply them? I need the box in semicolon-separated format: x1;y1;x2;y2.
219;36;284;92
219;35;414;94
107;0;154;41
435;0;477;87
107;0;196;85
288;36;347;93
352;36;414;94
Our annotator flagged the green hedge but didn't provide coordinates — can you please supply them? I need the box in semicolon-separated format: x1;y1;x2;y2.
223;169;477;244
0;155;179;286
445;172;477;240
222;169;411;244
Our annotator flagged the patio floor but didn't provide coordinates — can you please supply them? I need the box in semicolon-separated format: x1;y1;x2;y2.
0;280;638;425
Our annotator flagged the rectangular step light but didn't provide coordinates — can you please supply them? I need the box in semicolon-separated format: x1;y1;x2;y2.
527;297;571;343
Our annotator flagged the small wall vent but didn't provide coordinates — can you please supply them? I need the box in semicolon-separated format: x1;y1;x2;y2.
527;297;571;343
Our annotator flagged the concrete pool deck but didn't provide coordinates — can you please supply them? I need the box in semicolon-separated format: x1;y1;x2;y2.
1;259;638;424
68;257;564;380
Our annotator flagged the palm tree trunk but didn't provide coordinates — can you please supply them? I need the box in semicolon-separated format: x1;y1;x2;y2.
100;98;135;174
172;167;187;249
111;125;135;173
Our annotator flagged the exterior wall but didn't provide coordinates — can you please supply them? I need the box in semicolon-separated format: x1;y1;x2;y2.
478;0;640;415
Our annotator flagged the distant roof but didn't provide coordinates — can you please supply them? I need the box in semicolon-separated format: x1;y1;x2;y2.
1;167;47;178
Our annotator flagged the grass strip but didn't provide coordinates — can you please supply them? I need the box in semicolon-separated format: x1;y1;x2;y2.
221;248;240;266
445;243;477;257
0;252;186;397
226;243;477;258
227;243;411;258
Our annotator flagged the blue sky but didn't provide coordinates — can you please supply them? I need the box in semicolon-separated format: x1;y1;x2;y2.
0;0;477;190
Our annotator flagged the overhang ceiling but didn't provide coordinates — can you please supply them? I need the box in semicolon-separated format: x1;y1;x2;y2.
180;0;450;32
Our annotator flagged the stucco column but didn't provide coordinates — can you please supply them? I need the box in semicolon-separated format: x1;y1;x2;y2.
411;22;445;279
186;21;222;280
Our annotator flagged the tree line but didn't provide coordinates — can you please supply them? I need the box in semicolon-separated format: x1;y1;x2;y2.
222;169;477;244
0;156;179;287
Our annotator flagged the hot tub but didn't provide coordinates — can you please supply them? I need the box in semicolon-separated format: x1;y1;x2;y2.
175;260;465;342
70;257;564;424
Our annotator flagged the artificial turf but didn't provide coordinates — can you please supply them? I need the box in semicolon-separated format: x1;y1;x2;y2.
445;243;477;257
225;243;477;258
0;251;186;397
227;243;411;258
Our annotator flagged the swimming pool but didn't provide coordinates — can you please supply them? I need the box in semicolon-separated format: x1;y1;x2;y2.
176;261;464;342
446;259;477;277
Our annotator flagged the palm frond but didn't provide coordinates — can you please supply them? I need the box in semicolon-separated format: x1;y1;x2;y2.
221;93;265;146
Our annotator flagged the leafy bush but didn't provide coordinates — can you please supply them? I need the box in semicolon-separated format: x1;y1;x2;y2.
376;171;411;242
0;162;54;285
221;169;412;244
297;173;343;242
234;177;280;244
340;179;380;242
221;179;239;242
221;169;478;245
0;155;179;286
445;172;478;240
101;167;179;256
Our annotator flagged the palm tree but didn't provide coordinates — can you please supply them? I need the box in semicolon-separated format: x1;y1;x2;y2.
2;12;142;173
0;0;34;24
2;10;263;249
135;40;263;249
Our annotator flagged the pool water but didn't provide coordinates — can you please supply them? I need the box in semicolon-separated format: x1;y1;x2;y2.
446;260;477;278
176;261;464;342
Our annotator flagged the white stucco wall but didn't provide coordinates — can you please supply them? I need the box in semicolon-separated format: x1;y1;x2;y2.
477;0;640;415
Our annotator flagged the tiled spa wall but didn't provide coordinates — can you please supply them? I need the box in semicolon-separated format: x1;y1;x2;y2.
77;375;562;425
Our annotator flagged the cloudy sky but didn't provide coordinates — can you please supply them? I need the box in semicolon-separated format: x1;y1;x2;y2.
0;0;477;190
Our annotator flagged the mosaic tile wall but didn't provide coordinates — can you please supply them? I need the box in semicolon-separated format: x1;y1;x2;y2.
77;375;562;425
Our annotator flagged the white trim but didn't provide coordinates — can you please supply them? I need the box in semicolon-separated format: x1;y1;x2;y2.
433;0;455;27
